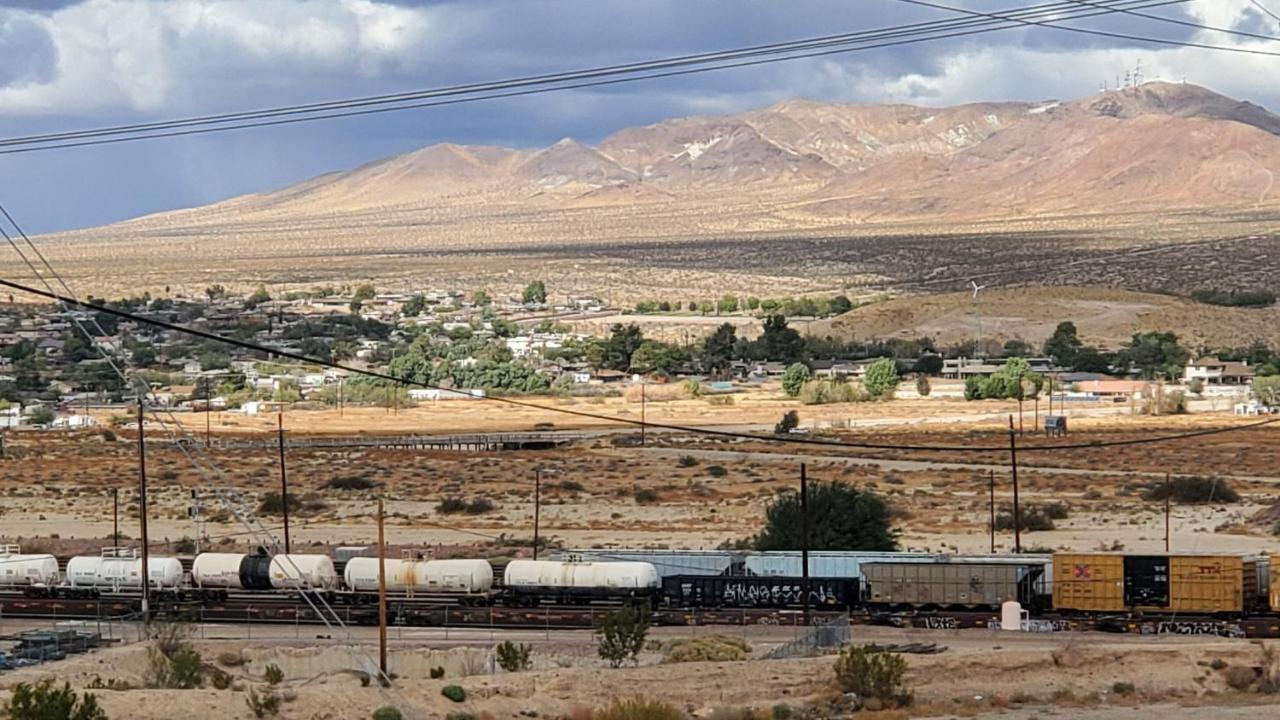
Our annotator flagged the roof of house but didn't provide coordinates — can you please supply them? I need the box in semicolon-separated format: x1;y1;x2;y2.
1076;379;1150;394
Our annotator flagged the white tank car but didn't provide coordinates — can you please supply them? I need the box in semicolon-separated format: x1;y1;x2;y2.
0;545;59;586
504;560;660;590
65;552;183;589
192;553;264;590
268;554;337;590
344;558;493;594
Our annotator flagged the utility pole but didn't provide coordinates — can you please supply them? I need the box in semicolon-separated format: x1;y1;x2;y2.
136;401;151;626
338;376;344;417
800;462;811;626
533;468;542;560
112;487;119;547
988;469;996;553
204;376;211;448
1008;415;1021;553
376;497;389;679
640;381;646;447
1164;473;1171;553
277;412;291;554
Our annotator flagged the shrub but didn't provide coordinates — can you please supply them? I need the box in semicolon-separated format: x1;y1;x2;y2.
915;375;931;397
798;379;865;405
263;663;284;686
771;704;793;720
664;635;750;663
218;651;247;666
1210;658;1229;671
445;714;477;720
863;358;900;398
1143;476;1239;504
495;640;532;672
781;363;810;397
146;621;203;689
677;455;699;468
555;480;586;493
430;666;446;679
595;606;650;668
833;645;910;706
256;492;301;516
1225;665;1257;691
372;706;405;720
442;685;467;703
1111;681;1135;696
633;488;660;505
994;505;1056;532
594;697;686;720
705;465;727;478
6;680;108;720
211;668;232;690
326;476;378;491
437;497;496;515
245;688;281;718
774;410;799;435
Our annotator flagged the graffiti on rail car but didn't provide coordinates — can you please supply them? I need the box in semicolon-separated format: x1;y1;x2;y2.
1152;620;1245;638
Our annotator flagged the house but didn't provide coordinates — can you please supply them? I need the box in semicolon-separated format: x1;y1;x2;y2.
1075;379;1151;400
1184;357;1255;386
941;357;1001;379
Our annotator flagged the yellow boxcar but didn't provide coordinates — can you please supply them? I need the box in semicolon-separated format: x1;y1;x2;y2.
1054;553;1253;614
1053;553;1125;612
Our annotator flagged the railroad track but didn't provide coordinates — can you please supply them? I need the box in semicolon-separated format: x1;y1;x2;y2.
6;594;1280;639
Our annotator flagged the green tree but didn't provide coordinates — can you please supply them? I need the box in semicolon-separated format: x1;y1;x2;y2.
717;295;739;314
761;315;807;364
1043;321;1083;367
401;295;428;317
472;290;491;306
244;285;271;309
746;296;761;311
781;362;811;397
755;481;898;551
352;284;376;303
1121;331;1189;380
1071;346;1112;374
913;354;943;376
1255;376;1280;406
594;606;649;668
592;323;644;372
205;284;228;301
828;295;853;315
27;406;55;425
628;340;686;376
522;280;547;304
862;358;900;398
702;323;737;378
5;680;108;720
198;351;231;371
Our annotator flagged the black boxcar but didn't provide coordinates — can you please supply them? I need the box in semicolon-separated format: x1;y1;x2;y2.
662;575;858;610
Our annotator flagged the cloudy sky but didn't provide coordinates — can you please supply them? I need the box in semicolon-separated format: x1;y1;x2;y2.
1;0;1278;232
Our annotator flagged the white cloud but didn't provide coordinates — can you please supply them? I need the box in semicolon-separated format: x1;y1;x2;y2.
0;0;436;115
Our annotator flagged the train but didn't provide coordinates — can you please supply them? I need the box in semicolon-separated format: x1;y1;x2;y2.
5;545;1280;619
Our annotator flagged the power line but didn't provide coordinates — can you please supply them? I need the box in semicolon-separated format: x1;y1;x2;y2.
1252;0;1280;25
1066;0;1280;43
0;0;1196;155
0;273;1274;454
896;0;1280;55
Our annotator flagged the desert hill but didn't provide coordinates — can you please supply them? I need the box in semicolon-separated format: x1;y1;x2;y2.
28;82;1280;299
107;81;1280;232
812;286;1280;351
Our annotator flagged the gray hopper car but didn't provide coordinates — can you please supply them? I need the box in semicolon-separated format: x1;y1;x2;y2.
862;561;1047;611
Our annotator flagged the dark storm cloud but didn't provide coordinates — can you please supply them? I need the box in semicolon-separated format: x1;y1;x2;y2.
0;0;1274;233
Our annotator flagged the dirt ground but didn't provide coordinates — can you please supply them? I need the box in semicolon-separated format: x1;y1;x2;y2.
2;626;1280;719
2;401;1279;557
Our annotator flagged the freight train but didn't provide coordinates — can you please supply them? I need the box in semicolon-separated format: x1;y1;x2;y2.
3;545;1277;619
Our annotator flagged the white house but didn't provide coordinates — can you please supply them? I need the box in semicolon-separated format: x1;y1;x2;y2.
1185;357;1255;386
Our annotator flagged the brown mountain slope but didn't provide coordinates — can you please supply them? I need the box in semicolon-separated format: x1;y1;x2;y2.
812;287;1280;351
74;82;1280;252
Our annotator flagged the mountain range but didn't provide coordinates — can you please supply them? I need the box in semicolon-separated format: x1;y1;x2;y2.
111;81;1280;236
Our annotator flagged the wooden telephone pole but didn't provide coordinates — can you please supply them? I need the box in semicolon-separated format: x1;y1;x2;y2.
277;413;291;554
376;498;389;678
800;462;811;626
1008;415;1021;554
137;401;151;625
